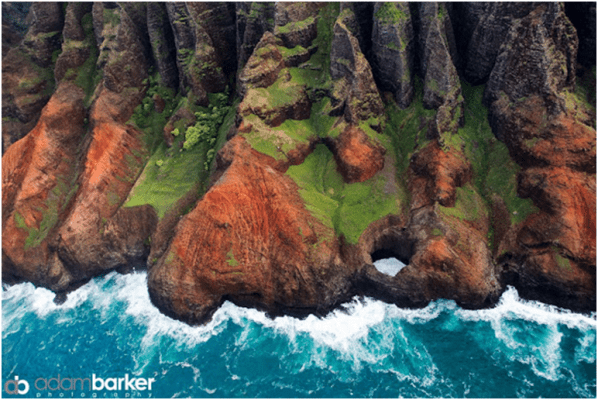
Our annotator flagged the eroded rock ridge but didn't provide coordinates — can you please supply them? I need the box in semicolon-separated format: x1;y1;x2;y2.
2;2;595;323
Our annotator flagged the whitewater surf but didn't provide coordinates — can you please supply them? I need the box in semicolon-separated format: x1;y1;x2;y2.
2;266;595;398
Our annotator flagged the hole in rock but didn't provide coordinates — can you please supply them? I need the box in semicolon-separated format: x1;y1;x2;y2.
373;257;406;277
371;248;409;277
367;225;414;277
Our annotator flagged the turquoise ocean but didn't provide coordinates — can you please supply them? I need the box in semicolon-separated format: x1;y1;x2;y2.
2;259;596;398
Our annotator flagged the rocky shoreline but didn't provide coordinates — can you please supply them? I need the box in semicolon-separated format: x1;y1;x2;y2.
2;2;595;324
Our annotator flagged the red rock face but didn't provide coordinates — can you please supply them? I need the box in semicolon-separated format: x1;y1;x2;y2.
489;96;596;311
356;204;499;311
2;82;157;292
505;123;595;309
330;125;386;183
148;136;351;324
518;167;595;260
405;143;498;308
2;82;85;286
54;86;154;279
496;96;595;173
408;230;496;306
409;141;472;209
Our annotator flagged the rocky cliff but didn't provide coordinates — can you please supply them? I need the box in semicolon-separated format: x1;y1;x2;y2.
2;2;595;322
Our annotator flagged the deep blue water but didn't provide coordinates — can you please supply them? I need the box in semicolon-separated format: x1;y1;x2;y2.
2;268;596;398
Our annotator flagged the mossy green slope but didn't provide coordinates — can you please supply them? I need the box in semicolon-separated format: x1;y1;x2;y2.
63;12;102;107
124;75;235;219
441;82;539;226
241;3;341;160
286;144;400;244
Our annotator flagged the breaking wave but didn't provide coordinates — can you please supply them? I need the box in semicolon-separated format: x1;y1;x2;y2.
2;271;596;398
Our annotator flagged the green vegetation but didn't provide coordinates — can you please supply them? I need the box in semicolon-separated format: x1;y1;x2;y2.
384;77;436;175
103;7;121;27
57;12;103;106
17;74;45;91
125;80;235;218
13;164;78;250
226;249;239;267
444;82;539;225
336;8;357;34
240;3;343;161
553;247;572;271
485;142;538;225
405;80;536;249
239;3;533;248
437;4;445;20
438;183;488;222
246;73;306;110
14;44;57;105
130;72;178;152
524;137;540;148
183;93;230;158
432;228;444;236
286;144;399;244
386;39;407;52
242;95;339;160
381;77;437;211
375;3;407;24
308;2;340;82
243;3;406;243
70;13;101;106
381;79;539;250
279;45;308;60
580;66;596;109
14;206;58;250
565;66;596;124
276;16;315;35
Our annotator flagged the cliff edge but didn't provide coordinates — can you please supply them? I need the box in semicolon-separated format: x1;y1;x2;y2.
3;2;595;322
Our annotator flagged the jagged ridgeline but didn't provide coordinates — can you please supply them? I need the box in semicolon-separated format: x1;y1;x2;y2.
2;2;596;324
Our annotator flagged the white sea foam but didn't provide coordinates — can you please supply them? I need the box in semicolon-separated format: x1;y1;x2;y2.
2;272;596;397
3;271;596;396
2;279;95;318
3;273;595;375
575;331;596;364
455;286;595;384
456;286;597;330
4;275;595;339
373;257;406;276
108;272;230;348
208;296;390;376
